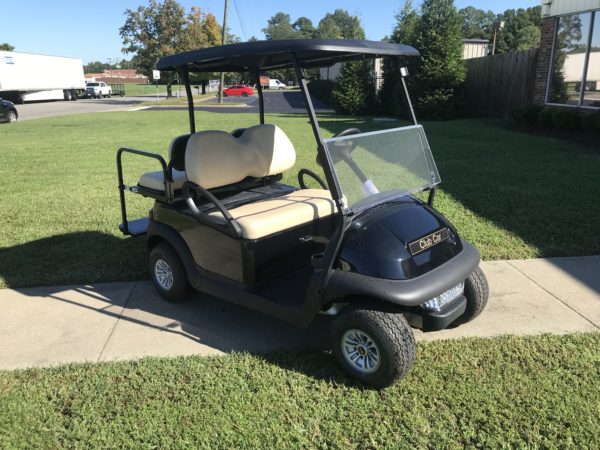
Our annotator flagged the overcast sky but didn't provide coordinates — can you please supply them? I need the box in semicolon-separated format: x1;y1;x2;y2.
2;0;539;63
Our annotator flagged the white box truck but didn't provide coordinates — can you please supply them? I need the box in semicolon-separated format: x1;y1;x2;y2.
0;51;86;103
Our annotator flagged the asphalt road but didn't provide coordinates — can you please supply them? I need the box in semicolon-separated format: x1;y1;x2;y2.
14;96;150;121
12;90;333;122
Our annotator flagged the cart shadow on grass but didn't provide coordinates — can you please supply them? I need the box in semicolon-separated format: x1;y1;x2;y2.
0;231;349;383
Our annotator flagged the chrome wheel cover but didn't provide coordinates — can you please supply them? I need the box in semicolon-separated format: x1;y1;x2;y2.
154;258;174;290
341;329;381;374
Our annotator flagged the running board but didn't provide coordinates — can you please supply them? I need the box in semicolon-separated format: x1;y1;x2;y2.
119;217;149;236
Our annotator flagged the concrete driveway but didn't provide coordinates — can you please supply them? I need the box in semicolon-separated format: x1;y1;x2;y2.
1;256;598;370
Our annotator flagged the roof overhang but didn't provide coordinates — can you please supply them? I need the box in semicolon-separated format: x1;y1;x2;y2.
542;0;600;18
156;39;419;73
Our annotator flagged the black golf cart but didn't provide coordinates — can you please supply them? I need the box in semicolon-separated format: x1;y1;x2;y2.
117;39;488;388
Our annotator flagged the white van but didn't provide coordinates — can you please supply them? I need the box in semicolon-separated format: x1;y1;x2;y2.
269;79;286;90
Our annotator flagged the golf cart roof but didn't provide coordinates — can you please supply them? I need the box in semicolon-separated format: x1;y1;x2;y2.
156;39;419;72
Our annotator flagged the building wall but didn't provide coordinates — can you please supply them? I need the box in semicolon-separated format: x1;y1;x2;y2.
541;0;600;17
463;42;489;59
533;16;556;104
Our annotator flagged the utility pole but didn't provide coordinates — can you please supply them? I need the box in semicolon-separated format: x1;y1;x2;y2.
491;21;505;55
218;0;229;104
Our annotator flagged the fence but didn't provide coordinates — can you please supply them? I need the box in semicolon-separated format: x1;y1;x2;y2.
465;48;538;117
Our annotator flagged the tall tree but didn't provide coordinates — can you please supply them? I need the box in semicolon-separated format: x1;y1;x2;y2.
318;9;365;39
412;0;466;118
459;6;495;40
293;17;316;39
493;6;542;53
263;12;296;40
120;0;222;91
380;1;418;115
0;43;14;51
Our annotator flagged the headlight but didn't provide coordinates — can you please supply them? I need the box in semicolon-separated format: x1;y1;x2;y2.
422;282;464;312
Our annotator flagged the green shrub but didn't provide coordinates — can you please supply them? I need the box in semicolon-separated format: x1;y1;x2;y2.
307;79;336;105
581;110;600;133
537;107;555;128
552;108;581;131
511;104;543;126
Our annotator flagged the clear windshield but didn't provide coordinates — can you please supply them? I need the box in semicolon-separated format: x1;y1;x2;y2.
323;125;440;211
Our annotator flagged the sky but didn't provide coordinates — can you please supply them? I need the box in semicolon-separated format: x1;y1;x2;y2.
2;0;539;64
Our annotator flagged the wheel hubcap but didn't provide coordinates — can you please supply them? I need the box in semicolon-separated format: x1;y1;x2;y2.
341;329;381;374
154;258;173;290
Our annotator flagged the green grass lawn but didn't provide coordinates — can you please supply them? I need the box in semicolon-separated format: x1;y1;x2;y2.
0;111;598;288
1;333;598;448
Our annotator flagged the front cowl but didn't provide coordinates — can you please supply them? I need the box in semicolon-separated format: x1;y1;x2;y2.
337;197;462;280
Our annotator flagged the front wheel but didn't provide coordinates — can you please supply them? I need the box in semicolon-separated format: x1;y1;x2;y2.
7;111;17;123
149;242;192;302
331;306;416;388
458;266;489;324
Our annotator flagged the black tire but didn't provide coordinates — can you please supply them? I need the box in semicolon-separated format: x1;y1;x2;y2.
458;266;489;324
223;92;228;97
331;305;416;388
242;92;248;97
149;242;192;302
64;90;72;101
107;93;111;98
7;111;17;123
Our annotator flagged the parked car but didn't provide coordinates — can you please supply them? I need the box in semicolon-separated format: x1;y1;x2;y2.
85;82;112;99
0;98;18;123
223;84;254;97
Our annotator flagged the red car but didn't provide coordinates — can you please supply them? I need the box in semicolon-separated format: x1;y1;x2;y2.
223;84;254;97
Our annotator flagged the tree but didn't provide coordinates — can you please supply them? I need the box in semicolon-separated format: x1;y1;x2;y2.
0;43;14;51
493;6;542;53
120;0;222;95
262;12;296;40
317;9;365;39
458;6;495;40
331;60;377;115
412;0;465;118
379;1;418;115
293;17;316;39
382;0;466;119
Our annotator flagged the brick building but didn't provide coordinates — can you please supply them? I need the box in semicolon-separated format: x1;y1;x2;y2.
534;0;600;109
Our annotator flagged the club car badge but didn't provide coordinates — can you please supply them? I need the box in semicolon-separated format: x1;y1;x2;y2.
408;228;450;255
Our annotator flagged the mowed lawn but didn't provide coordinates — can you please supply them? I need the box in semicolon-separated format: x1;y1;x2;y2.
1;333;599;448
0;110;599;288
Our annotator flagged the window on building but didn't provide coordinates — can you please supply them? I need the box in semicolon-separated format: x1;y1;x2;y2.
583;15;600;107
548;13;592;105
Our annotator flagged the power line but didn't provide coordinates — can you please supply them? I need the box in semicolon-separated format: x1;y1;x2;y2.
232;0;248;41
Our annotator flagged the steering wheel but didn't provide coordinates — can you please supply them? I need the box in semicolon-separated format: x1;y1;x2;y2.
316;128;362;167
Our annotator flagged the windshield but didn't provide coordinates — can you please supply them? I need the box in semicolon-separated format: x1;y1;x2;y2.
323;125;440;212
87;83;99;87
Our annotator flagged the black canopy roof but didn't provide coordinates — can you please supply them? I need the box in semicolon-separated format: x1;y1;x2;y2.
156;39;419;72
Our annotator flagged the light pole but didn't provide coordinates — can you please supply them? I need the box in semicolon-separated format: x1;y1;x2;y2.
492;20;505;55
218;0;229;104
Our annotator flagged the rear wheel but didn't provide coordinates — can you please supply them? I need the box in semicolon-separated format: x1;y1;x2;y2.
458;266;489;324
223;92;228;97
7;111;17;123
331;305;416;388
149;242;192;302
242;92;248;97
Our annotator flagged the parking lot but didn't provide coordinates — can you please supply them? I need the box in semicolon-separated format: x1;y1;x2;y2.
14;96;150;121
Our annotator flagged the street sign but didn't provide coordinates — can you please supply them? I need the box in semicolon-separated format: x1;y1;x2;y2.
152;70;160;80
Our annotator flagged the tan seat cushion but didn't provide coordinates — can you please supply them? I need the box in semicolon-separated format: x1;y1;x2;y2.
209;189;336;239
185;124;296;190
138;169;187;191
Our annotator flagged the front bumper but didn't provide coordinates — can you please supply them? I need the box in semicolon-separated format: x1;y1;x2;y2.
405;295;467;331
324;240;480;307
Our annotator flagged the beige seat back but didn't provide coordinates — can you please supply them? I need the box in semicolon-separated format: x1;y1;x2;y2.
185;124;296;189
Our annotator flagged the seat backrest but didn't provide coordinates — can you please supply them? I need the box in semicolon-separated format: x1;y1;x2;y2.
168;134;191;171
185;124;296;189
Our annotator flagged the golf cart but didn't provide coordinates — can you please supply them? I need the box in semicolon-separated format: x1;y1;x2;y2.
116;39;488;388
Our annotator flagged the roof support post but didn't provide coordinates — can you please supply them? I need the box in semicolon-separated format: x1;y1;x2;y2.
399;64;418;126
254;69;265;124
179;69;196;133
291;53;344;206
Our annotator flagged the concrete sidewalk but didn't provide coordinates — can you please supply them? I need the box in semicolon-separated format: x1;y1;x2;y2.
1;257;598;370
